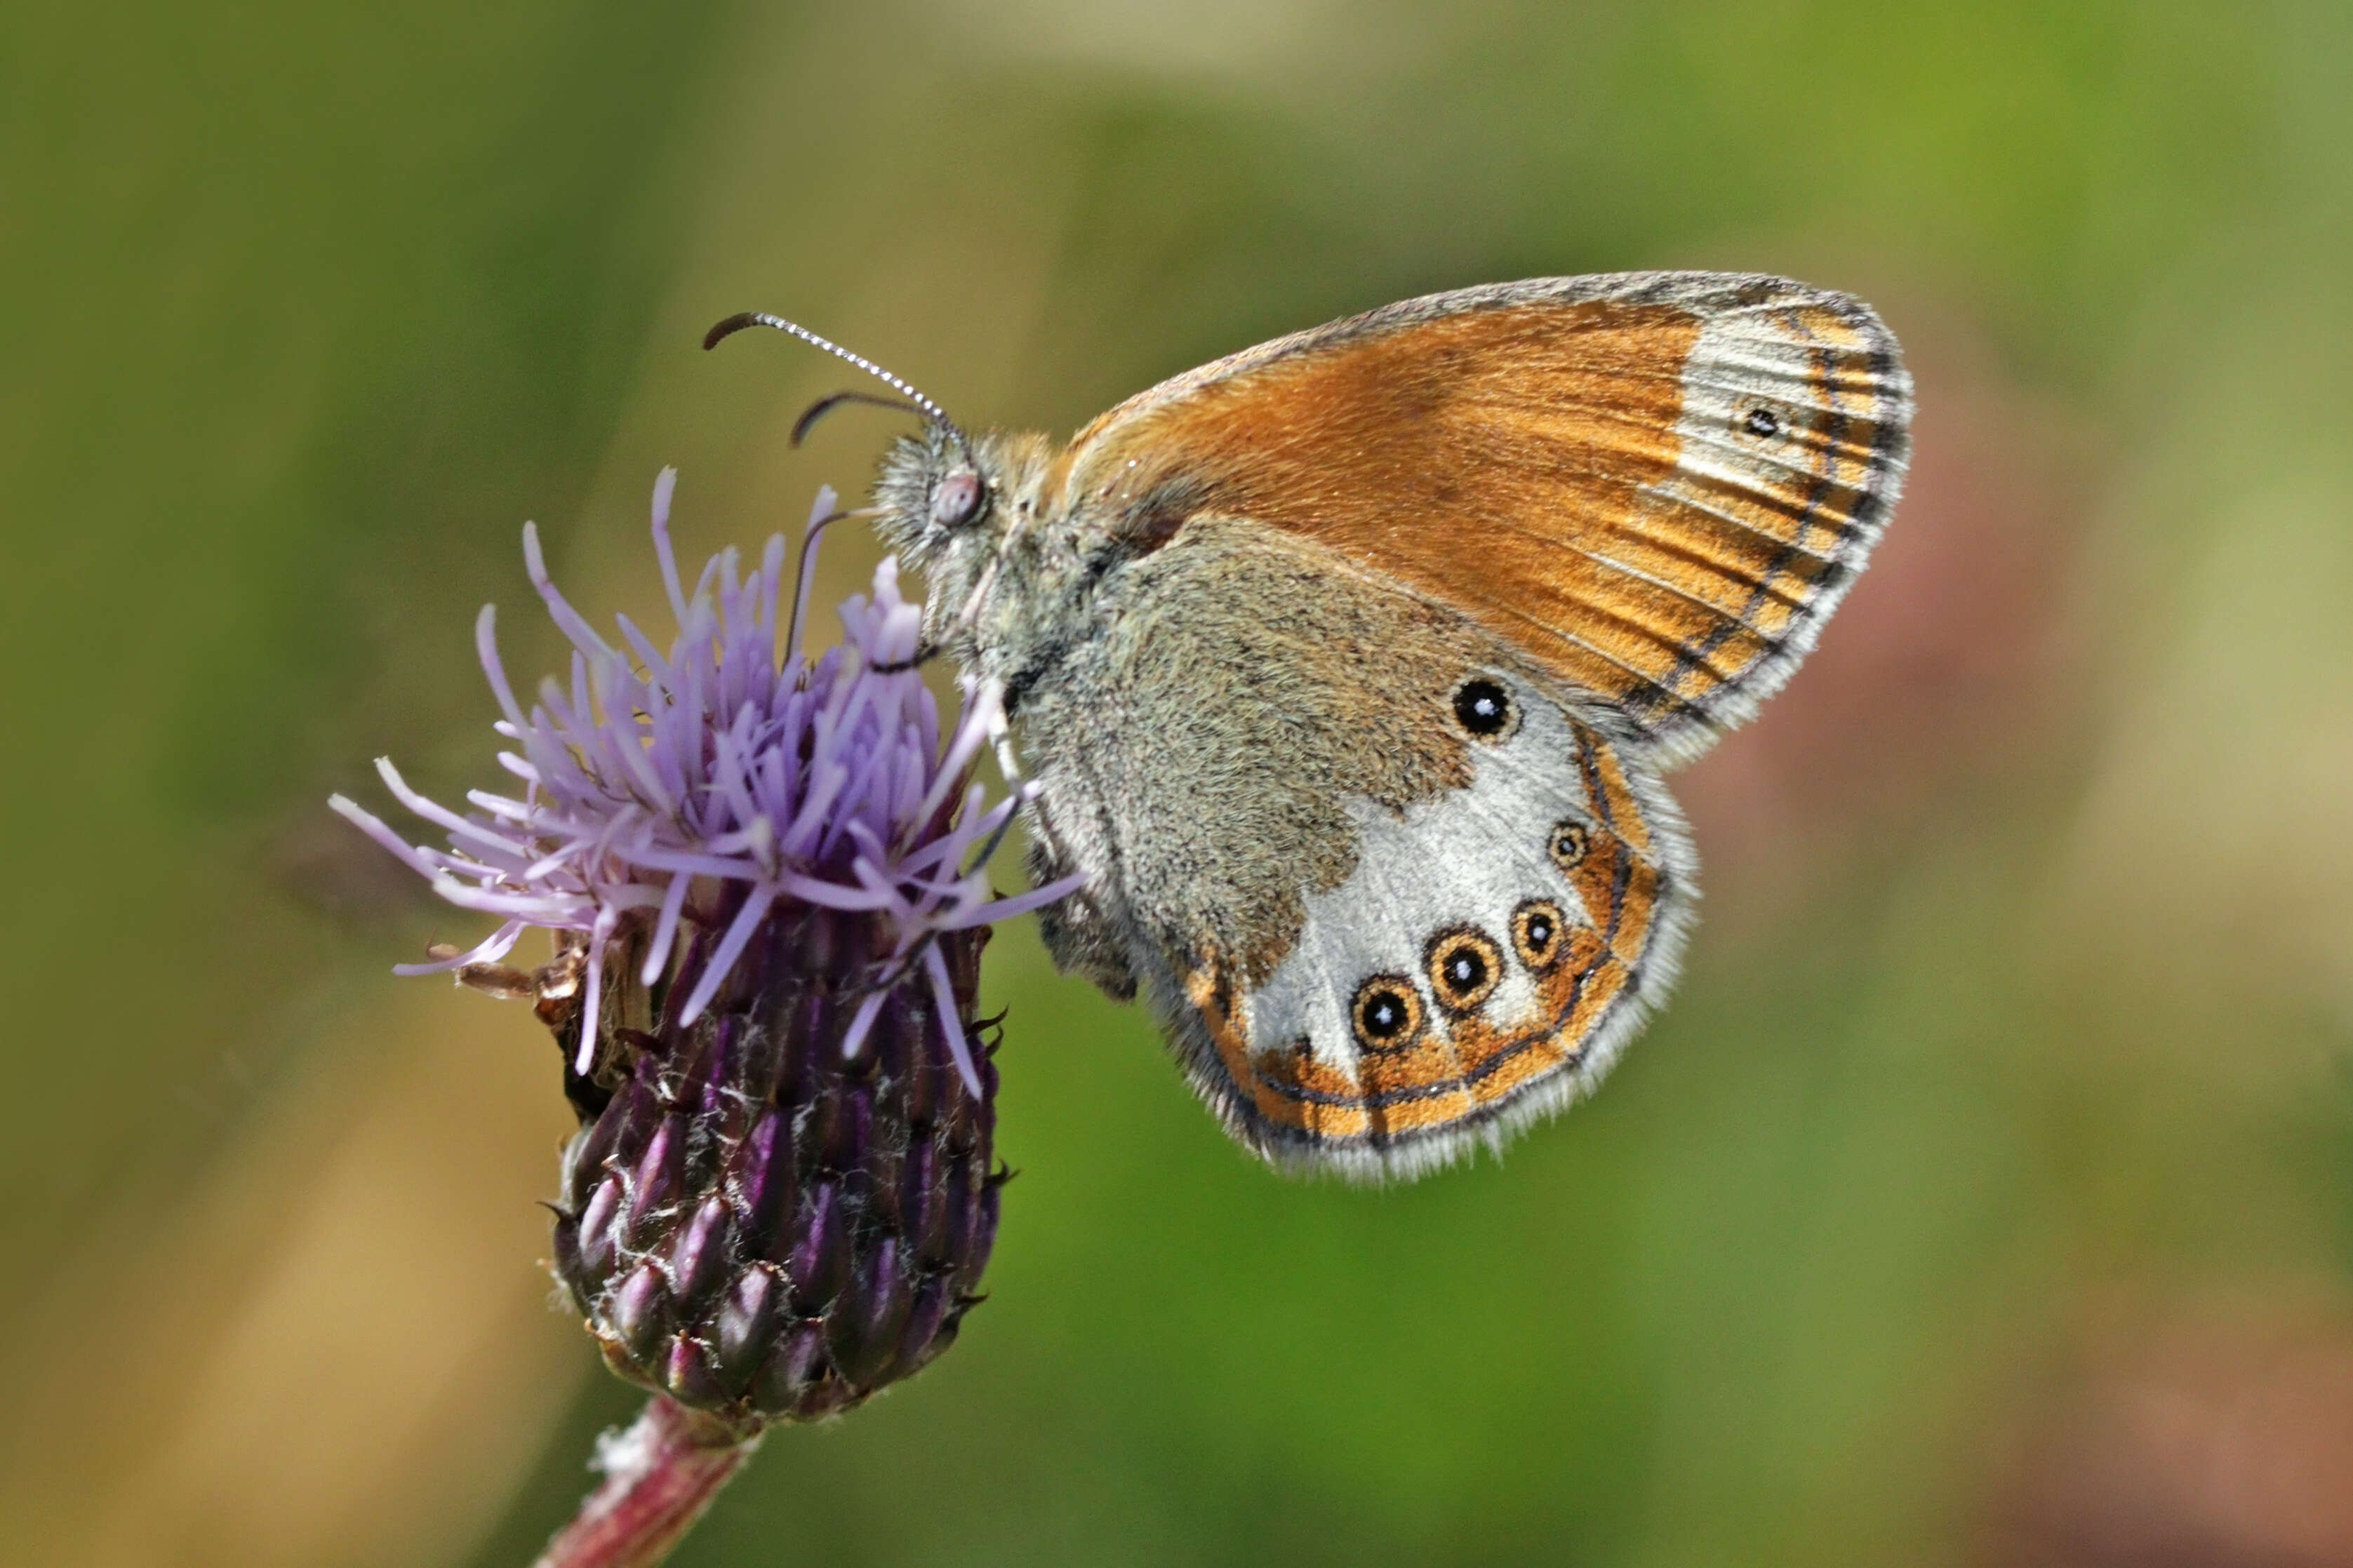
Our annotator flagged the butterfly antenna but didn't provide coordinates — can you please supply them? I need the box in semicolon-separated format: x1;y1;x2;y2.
704;311;976;467
791;389;923;447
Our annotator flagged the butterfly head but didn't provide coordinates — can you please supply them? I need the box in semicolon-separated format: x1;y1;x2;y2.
874;424;1060;647
872;420;993;555
702;311;1064;659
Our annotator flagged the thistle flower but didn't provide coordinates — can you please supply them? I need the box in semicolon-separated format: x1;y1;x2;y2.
332;471;1076;1561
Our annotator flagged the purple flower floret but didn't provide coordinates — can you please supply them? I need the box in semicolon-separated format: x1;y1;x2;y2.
331;469;1076;1092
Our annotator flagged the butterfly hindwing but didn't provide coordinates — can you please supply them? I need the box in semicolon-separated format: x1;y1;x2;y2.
1016;518;1695;1178
1171;672;1695;1177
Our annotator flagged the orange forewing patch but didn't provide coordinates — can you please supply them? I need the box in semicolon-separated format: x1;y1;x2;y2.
1064;302;1703;709
1058;289;1902;742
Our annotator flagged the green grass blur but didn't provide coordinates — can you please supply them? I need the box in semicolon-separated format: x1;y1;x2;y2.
6;4;2352;1565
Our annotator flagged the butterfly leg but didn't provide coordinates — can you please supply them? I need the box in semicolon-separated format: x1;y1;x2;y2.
957;691;1053;876
1025;830;1138;1001
976;696;1135;999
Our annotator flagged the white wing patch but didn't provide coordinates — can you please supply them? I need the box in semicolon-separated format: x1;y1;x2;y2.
1238;674;1693;1080
1627;302;1907;756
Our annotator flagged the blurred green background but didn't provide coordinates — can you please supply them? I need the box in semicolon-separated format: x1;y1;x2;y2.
7;3;2353;1564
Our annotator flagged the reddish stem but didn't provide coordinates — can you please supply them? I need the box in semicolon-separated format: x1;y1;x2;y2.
533;1396;761;1568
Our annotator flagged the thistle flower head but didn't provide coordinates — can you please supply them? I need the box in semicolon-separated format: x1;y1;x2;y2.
333;471;1076;1430
333;469;1070;1091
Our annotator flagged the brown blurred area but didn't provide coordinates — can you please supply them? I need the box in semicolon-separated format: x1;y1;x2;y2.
1983;1300;2353;1568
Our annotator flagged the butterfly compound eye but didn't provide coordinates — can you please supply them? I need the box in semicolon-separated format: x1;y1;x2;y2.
931;468;985;530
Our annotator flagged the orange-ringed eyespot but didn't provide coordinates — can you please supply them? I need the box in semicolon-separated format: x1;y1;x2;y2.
1425;927;1504;1013
1349;976;1425;1050
1512;900;1566;970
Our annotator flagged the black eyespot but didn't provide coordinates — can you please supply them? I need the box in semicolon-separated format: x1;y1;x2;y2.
1549;821;1590;872
1452;677;1514;739
1425;927;1503;1014
1742;405;1782;439
1350;976;1425;1050
1512;900;1566;971
931;469;985;529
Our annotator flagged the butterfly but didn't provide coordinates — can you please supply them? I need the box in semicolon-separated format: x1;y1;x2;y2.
708;272;1912;1179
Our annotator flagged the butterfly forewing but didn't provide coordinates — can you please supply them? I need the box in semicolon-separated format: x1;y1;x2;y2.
1053;272;1912;762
